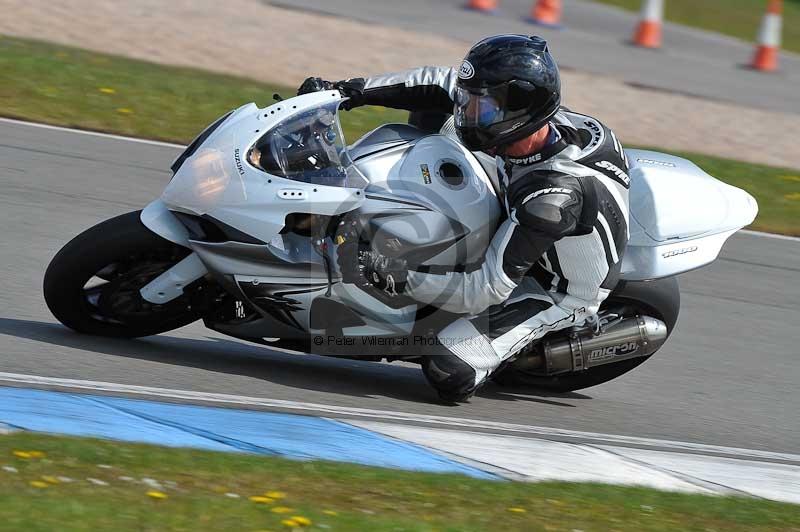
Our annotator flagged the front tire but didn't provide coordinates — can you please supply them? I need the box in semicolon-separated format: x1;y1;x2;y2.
44;211;203;338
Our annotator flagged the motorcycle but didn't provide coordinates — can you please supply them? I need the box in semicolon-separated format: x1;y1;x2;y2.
43;91;758;394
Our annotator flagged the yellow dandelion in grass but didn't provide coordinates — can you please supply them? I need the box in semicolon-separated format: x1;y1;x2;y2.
29;480;49;488
290;516;311;526
784;192;800;201
146;490;168;499
116;108;134;115
507;507;527;513
41;476;60;484
249;496;274;504
264;490;286;499
14;450;46;459
322;510;338;516
271;506;293;514
98;87;116;94
281;519;298;528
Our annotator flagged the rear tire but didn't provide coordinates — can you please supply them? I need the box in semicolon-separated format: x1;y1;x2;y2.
493;277;680;393
43;211;203;338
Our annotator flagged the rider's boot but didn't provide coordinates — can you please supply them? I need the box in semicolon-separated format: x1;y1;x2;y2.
421;354;486;404
421;281;582;403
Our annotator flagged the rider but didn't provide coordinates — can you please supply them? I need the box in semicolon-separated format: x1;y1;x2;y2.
298;35;630;403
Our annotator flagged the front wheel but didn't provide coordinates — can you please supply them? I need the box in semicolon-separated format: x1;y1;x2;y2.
43;211;204;338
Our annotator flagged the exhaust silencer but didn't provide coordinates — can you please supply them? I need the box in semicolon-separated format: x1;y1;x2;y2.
541;316;668;375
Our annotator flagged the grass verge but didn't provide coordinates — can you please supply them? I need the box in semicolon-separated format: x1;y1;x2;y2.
0;36;406;145
2;431;799;531
591;0;800;54
1;35;798;235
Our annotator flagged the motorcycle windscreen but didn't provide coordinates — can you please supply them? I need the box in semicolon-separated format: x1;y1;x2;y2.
249;101;367;189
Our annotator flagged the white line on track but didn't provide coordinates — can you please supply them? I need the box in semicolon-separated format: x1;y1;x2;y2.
0;117;185;149
1;371;798;464
739;229;800;242
4;117;799;243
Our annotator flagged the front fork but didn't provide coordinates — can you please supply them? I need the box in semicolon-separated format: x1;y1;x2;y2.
139;200;208;304
139;252;207;304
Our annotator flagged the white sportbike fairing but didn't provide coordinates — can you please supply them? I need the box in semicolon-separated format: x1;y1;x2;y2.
44;93;757;394
621;150;758;281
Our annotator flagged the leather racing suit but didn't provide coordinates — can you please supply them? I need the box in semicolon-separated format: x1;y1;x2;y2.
352;67;631;399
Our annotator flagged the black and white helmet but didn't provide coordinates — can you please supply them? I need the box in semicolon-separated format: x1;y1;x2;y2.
454;35;561;152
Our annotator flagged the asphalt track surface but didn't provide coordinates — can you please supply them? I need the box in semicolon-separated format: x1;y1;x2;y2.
1;119;798;455
270;0;800;112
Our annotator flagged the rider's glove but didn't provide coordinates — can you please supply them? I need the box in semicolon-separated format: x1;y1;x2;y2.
358;249;408;297
297;77;366;110
336;237;408;297
335;237;363;285
297;77;334;94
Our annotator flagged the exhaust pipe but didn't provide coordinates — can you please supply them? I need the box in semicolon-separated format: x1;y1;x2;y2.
536;316;668;375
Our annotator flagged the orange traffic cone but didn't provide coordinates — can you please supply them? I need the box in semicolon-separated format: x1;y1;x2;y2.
632;0;663;48
528;0;562;28
751;0;782;72
465;0;498;13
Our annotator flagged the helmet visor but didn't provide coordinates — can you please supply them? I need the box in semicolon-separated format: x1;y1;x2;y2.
454;81;540;137
454;87;504;129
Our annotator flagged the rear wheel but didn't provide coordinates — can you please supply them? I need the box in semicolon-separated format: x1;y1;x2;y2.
43;211;204;338
493;277;680;393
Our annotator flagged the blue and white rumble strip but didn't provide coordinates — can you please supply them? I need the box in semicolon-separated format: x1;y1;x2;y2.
0;387;493;478
1;374;799;505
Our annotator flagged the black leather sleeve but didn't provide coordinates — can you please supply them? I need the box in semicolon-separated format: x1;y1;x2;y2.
501;186;583;284
362;84;455;113
359;67;458;114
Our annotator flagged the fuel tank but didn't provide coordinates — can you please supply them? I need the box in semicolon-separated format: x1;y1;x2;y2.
352;127;501;267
